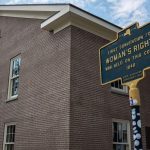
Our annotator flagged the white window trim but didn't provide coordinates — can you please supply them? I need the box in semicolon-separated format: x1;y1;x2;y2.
7;55;21;101
111;85;128;94
112;119;131;150
111;81;128;95
3;123;16;150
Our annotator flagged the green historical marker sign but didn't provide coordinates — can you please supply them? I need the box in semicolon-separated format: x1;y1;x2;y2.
99;22;150;84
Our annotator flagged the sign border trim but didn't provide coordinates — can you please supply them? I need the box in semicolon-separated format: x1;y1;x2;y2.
99;22;150;85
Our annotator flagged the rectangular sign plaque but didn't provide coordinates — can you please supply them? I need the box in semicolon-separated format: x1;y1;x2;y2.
99;22;150;85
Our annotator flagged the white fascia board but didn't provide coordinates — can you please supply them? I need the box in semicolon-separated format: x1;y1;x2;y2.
69;6;121;33
0;11;57;19
0;5;68;19
0;5;66;12
41;5;70;29
41;5;121;40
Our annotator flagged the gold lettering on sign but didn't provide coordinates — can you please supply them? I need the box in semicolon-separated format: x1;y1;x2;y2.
134;39;150;52
126;63;136;70
144;49;150;55
106;48;132;64
132;53;142;60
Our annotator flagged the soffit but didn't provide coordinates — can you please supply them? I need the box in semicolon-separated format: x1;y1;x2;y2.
0;4;67;19
41;5;122;41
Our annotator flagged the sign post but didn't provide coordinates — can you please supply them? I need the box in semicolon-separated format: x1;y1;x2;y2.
126;80;143;149
99;22;150;150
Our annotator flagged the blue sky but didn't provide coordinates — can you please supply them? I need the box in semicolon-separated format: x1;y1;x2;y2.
0;0;149;28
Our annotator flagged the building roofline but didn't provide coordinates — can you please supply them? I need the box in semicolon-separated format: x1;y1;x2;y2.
0;4;67;19
0;3;122;30
68;4;122;30
0;3;69;6
0;3;122;40
40;4;121;40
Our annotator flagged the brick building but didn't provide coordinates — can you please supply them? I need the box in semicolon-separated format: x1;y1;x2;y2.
0;4;150;150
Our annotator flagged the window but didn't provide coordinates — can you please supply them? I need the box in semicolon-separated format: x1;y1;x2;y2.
113;120;131;150
111;80;128;94
3;124;16;150
145;127;150;149
8;56;21;101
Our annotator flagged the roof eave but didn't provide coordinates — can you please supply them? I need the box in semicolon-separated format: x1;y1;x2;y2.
41;5;121;41
0;4;68;19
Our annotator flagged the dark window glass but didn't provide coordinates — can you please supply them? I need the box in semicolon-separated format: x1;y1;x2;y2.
12;77;19;96
9;56;21;98
113;122;127;143
5;144;14;150
113;122;118;142
145;127;150;149
113;122;128;150
5;125;15;150
113;144;127;150
111;80;123;89
12;58;21;77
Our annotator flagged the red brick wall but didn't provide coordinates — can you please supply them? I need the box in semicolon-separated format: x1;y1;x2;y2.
0;16;150;150
139;70;150;150
70;26;150;150
0;16;71;150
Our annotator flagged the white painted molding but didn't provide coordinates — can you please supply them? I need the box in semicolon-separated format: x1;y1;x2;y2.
0;4;122;40
41;5;121;40
0;4;67;19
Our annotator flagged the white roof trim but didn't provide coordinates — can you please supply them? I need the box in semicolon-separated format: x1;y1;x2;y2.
41;5;70;29
0;4;67;19
0;4;121;40
69;6;120;33
41;5;121;40
0;5;66;12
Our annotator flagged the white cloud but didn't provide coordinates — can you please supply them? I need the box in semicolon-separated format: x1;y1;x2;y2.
106;0;149;26
32;0;49;3
3;0;149;27
51;0;96;8
7;0;22;4
106;0;117;3
6;0;32;4
56;0;89;8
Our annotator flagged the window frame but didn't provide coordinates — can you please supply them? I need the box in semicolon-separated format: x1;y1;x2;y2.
112;119;131;150
3;123;16;150
111;80;128;94
7;55;21;101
